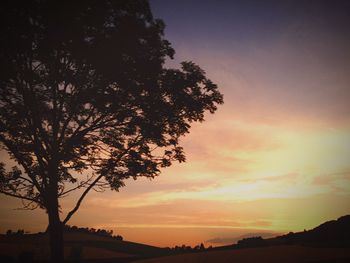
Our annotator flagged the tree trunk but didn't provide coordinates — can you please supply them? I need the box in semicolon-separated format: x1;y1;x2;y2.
46;155;64;263
47;195;64;263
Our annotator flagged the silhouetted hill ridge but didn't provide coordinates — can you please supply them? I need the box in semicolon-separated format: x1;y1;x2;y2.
273;214;350;245
214;215;350;250
313;215;350;235
1;215;350;262
0;231;170;262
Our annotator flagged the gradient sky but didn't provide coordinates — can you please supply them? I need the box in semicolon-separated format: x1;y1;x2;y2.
1;0;350;247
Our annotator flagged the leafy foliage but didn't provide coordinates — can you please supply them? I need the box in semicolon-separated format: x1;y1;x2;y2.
0;0;223;222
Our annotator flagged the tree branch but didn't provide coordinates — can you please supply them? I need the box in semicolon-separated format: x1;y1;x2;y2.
0;189;39;203
62;173;103;225
0;133;43;194
58;175;94;197
62;136;143;225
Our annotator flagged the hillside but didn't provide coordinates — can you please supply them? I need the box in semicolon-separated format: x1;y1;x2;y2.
261;215;350;248
137;215;350;263
211;215;350;251
0;231;170;262
1;215;350;262
137;245;350;263
272;214;350;246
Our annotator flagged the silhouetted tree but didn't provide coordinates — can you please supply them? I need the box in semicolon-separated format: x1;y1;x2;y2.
0;0;223;262
237;236;265;248
114;235;123;241
16;229;25;236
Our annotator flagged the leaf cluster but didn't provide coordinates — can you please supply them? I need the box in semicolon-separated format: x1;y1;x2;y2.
0;0;223;211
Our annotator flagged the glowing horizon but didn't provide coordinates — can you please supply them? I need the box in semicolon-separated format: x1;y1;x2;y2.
1;0;350;248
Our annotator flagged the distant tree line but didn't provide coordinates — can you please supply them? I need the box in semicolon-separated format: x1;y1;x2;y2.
5;229;27;236
167;243;213;253
236;236;266;248
63;225;123;241
4;225;123;241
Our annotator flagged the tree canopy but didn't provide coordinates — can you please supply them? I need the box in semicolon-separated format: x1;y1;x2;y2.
0;1;223;261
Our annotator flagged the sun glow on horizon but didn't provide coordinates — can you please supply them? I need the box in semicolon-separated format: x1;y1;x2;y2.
1;0;350;248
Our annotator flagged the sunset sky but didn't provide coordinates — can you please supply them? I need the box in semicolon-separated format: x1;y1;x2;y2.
1;0;350;247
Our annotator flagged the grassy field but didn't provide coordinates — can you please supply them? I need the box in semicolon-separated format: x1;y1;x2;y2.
0;232;168;262
1;216;350;263
137;245;350;263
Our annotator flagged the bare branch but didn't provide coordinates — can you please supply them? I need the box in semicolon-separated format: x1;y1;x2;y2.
62;136;142;225
16;198;40;210
19;176;35;185
62;173;104;225
0;189;39;203
58;174;94;197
